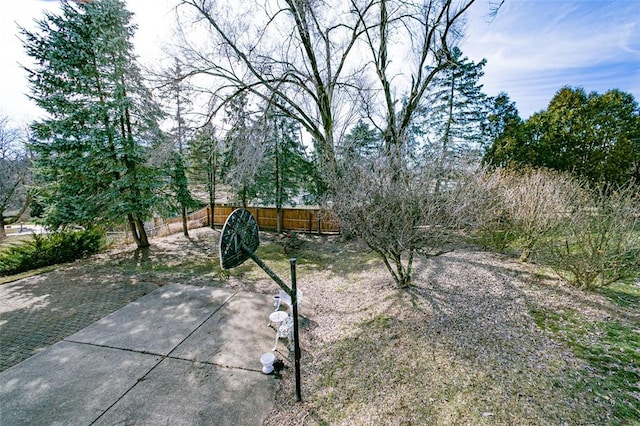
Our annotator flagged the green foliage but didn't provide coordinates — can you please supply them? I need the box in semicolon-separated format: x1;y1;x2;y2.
221;92;258;206
339;120;381;162
473;220;517;253
157;152;199;217
0;229;104;276
219;96;317;209
481;93;526;166
531;307;640;424
484;87;640;187
252;111;315;209
188;126;223;218
481;93;523;147
22;0;163;247
420;46;489;188
278;231;304;254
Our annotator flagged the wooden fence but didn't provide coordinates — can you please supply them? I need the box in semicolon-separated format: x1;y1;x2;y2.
155;205;341;234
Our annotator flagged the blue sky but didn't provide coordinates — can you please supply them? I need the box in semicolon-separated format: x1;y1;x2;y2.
462;0;640;117
1;0;638;125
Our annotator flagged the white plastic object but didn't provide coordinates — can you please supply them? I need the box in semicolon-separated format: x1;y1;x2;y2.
260;352;276;374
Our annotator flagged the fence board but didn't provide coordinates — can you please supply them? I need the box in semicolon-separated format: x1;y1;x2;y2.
155;205;340;235
197;205;341;234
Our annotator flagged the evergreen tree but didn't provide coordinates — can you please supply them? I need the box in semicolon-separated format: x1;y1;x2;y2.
483;87;640;186
481;93;527;167
156;151;199;236
539;87;639;186
158;59;196;236
188;125;223;229
220;93;261;207
421;47;489;192
339;120;381;162
22;0;162;248
253;111;314;231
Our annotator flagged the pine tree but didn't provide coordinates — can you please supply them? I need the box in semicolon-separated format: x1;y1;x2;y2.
220;93;261;207
339;120;381;162
188;125;223;229
253;111;314;232
481;92;526;167
157;59;196;236
421;47;488;192
22;0;162;248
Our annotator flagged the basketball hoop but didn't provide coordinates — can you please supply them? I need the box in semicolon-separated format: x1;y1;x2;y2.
219;208;303;402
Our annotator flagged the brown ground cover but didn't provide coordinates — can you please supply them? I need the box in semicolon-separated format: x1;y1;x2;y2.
2;227;637;424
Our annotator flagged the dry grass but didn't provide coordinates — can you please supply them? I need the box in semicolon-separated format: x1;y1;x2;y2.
257;235;638;425
6;227;635;424
119;228;635;424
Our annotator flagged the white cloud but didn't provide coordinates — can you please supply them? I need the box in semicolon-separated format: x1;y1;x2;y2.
461;0;640;117
1;0;638;123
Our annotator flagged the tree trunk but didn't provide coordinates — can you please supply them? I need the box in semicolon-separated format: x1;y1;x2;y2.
135;218;150;248
1;194;31;239
127;214;141;246
275;128;282;234
435;75;456;195
276;207;282;233
181;205;189;237
241;186;248;208
128;213;150;248
208;164;216;229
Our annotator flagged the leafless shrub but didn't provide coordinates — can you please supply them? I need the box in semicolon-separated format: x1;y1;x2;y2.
330;154;462;288
461;167;582;261
543;185;640;290
457;168;581;261
460;167;639;289
502;168;582;261
454;167;513;251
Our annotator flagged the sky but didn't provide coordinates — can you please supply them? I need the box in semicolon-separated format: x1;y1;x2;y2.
1;0;639;127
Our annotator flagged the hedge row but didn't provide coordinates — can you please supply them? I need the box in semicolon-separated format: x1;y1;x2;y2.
0;229;104;276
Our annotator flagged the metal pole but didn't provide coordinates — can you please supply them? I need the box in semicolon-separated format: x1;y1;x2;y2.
290;258;302;402
242;243;290;293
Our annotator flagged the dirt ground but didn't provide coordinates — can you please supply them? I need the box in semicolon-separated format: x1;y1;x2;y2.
1;227;638;424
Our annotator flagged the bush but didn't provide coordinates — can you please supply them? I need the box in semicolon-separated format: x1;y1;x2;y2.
463;167;581;260
331;153;462;288
542;185;640;290
462;168;639;290
458;167;515;252
0;228;105;276
500;168;582;261
279;231;303;254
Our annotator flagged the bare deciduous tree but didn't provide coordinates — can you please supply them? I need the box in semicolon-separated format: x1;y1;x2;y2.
0;116;30;239
174;0;481;170
173;0;494;286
